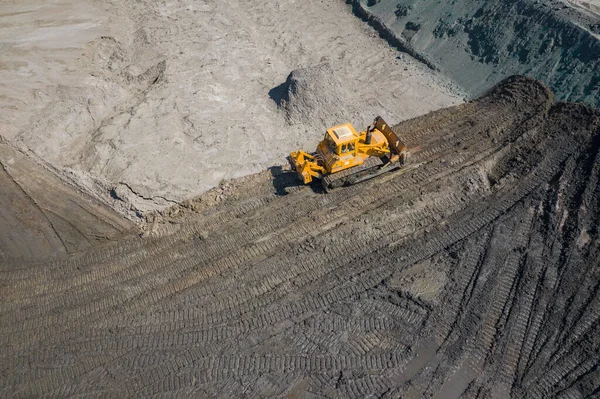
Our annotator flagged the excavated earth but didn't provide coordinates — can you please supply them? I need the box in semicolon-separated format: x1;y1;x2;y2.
0;141;133;261
2;76;600;397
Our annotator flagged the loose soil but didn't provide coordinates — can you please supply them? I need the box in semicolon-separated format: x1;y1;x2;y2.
0;141;132;262
2;77;599;397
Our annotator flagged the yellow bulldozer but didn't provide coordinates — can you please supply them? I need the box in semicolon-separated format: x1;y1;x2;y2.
290;116;409;191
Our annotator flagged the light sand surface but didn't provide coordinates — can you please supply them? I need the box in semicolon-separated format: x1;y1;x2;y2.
568;0;600;14
1;0;463;216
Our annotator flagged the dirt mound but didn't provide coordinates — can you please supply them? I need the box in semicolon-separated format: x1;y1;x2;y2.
274;63;363;129
2;77;600;397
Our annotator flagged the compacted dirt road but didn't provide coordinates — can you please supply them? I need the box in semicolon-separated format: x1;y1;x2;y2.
2;77;599;397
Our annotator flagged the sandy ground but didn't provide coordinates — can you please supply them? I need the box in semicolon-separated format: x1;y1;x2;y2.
567;0;600;16
0;0;463;217
0;1;108;139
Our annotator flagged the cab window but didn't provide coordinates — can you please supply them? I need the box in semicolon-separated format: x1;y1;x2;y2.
327;136;336;152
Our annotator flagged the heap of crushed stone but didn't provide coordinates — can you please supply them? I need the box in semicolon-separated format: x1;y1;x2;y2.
275;63;366;130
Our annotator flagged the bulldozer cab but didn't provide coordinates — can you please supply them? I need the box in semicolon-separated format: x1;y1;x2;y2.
324;124;359;156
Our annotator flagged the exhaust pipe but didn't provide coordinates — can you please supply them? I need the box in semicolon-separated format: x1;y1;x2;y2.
366;125;373;145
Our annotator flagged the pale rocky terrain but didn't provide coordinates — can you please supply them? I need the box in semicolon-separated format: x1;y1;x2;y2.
0;0;462;217
568;0;600;17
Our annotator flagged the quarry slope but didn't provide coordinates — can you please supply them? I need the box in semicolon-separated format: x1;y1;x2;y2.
354;0;600;107
0;141;133;262
2;77;599;398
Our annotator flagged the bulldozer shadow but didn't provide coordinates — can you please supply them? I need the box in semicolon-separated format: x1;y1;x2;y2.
269;165;325;196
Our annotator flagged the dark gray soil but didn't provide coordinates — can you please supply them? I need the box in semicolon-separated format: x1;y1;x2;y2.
2;76;599;397
0;142;133;263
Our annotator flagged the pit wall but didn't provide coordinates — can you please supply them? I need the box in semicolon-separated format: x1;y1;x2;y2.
352;0;600;107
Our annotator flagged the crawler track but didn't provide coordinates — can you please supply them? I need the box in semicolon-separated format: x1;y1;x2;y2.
1;76;600;398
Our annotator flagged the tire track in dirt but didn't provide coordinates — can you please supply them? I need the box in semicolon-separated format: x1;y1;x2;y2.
3;77;600;398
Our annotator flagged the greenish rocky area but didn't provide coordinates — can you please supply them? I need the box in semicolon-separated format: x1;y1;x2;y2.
355;0;600;107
